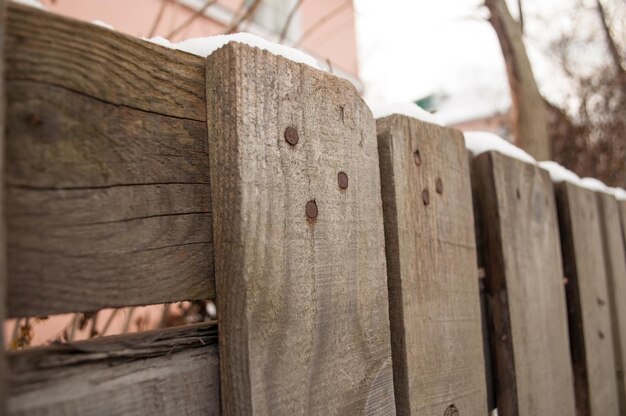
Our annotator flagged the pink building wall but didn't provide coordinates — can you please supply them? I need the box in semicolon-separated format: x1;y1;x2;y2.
38;0;360;79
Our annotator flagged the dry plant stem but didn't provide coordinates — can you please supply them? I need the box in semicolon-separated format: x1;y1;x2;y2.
224;0;262;34
67;314;78;342
166;0;218;40
89;312;99;338
122;307;135;333
293;2;348;47
278;0;304;43
595;0;626;78
148;0;169;38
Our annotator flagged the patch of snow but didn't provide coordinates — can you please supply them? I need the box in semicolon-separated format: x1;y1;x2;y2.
537;162;626;199
369;101;444;126
10;0;44;9
146;32;319;69
579;177;610;193
92;20;114;30
464;131;535;164
612;188;626;201
145;36;173;48
537;161;580;184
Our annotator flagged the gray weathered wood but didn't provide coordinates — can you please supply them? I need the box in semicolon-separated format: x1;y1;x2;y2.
6;80;214;317
597;192;626;414
555;182;620;416
620;200;626;249
7;322;219;415
6;3;206;121
0;0;7;411
473;152;576;416
376;115;487;415
206;43;396;415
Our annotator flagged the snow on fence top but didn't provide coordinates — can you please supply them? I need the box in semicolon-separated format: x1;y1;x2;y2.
369;102;444;126
147;33;320;69
464;131;536;164
465;132;626;200
11;0;44;9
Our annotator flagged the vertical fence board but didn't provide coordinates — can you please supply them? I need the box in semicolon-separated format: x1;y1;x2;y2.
0;0;7;411
473;152;576;416
597;193;626;413
555;182;619;415
206;43;395;415
376;115;487;415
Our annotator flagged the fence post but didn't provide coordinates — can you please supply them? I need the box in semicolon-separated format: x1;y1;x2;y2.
555;182;620;415
472;152;576;415
205;43;395;415
376;115;488;415
0;0;7;411
596;193;626;413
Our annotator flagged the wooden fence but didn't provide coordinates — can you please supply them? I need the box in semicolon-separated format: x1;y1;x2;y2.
1;3;626;415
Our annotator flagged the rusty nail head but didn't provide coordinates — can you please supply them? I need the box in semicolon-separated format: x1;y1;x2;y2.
306;200;318;219
598;330;605;339
284;127;299;145
413;149;421;166
444;404;459;416
422;189;430;205
338;172;348;189
436;177;443;194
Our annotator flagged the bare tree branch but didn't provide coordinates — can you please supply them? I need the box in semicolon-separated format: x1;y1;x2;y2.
595;0;625;78
148;0;169;38
293;2;348;47
224;0;263;34
517;0;524;33
167;0;218;40
279;0;305;43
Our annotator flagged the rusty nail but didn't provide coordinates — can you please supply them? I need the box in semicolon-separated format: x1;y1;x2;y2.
436;177;443;194
284;127;299;145
516;189;521;199
598;330;605;339
338;172;348;189
413;149;421;166
444;404;459;416
26;113;43;126
422;189;430;205
306;200;318;219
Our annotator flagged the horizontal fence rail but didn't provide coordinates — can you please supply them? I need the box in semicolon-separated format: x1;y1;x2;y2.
5;3;215;317
1;3;626;416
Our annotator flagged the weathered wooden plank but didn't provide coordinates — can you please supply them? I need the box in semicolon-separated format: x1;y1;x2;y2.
6;3;206;121
597;193;626;414
206;43;396;415
6;80;214;317
620;200;626;249
555;182;620;415
376;115;487;415
7;322;219;415
0;0;7;411
473;152;576;415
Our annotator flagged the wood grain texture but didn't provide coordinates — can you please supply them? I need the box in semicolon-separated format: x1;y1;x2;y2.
473;152;576;416
376;115;487;415
206;43;395;415
620;201;626;250
7;322;219;415
555;182;620;416
597;193;626;414
0;0;7;411
6;80;214;317
6;3;206;121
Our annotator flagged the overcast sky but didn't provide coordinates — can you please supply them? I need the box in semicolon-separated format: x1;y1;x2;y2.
352;0;616;114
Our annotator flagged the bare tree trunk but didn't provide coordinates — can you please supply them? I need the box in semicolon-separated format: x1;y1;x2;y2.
596;0;626;81
485;0;551;160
